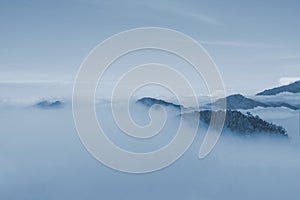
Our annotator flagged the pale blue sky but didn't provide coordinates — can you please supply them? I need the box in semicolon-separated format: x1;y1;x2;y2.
1;0;300;94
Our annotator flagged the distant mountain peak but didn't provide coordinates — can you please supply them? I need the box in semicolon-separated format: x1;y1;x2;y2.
257;81;300;96
211;93;299;110
212;94;267;110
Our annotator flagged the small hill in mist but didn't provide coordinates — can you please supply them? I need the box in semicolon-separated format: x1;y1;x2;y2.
137;97;181;109
34;100;63;109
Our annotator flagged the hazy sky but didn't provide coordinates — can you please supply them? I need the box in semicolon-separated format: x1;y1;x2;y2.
1;0;300;94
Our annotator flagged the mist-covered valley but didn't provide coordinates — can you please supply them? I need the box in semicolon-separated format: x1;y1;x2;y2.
1;82;300;200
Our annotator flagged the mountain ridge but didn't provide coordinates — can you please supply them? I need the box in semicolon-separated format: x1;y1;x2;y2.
257;81;300;96
137;97;288;136
212;94;300;110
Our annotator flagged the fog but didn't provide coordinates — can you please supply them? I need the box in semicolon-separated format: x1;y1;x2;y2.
1;101;300;200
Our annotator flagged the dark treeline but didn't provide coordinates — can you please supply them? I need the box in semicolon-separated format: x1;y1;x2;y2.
199;110;287;136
